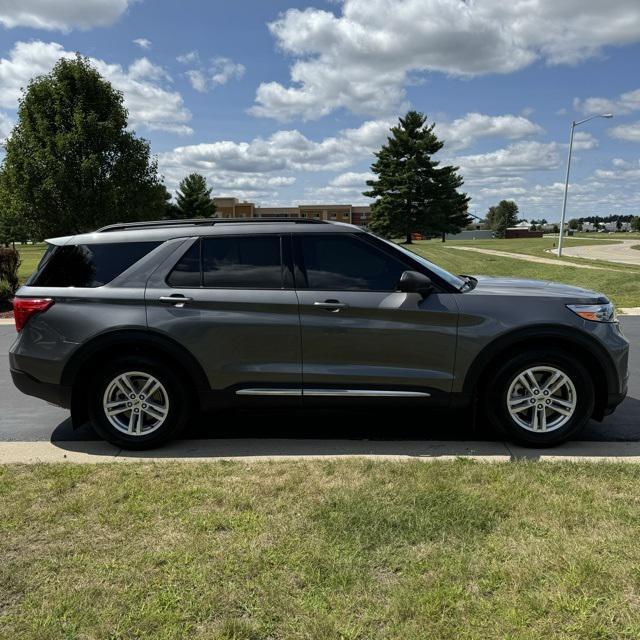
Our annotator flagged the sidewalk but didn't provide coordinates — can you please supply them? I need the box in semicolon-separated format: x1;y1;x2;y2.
4;439;640;463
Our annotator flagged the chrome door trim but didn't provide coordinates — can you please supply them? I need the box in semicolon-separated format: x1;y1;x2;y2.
235;388;431;398
303;389;430;397
236;388;303;396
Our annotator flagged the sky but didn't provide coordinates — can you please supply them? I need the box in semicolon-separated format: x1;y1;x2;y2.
0;0;640;221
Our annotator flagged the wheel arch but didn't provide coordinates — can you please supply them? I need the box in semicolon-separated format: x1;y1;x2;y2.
463;325;616;420
62;329;210;427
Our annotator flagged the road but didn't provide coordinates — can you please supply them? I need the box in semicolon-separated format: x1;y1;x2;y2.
1;318;638;443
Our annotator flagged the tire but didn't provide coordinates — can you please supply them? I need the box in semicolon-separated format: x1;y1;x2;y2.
484;350;595;447
88;356;191;450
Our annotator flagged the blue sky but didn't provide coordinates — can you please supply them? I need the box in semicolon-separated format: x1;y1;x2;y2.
1;0;640;220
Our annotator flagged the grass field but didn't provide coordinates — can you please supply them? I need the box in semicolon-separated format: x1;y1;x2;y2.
15;243;46;283
410;237;640;308
2;461;640;639
14;236;640;307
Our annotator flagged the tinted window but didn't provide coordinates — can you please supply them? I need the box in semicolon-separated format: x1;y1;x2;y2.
166;241;201;287
299;235;406;291
28;242;160;288
203;236;282;288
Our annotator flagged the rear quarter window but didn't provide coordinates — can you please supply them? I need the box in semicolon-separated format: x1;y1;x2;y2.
28;241;160;287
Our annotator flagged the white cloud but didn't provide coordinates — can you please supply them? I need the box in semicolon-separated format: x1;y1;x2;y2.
609;121;640;143
0;41;192;135
184;56;245;93
594;159;640;180
455;141;561;178
0;110;14;141
574;89;640;116
133;38;152;50
0;0;132;31
158;118;393;182
329;172;374;188
436;113;543;150
177;51;199;65
571;131;598;150
251;0;640;120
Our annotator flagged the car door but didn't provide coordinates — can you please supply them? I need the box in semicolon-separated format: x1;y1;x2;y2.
146;234;302;395
293;232;459;400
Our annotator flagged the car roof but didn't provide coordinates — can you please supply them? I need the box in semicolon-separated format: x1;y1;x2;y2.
46;219;363;246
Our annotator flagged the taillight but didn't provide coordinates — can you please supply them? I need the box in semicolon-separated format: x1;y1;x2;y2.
12;298;54;332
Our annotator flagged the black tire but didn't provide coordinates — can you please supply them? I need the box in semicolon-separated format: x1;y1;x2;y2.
88;356;191;450
484;350;595;447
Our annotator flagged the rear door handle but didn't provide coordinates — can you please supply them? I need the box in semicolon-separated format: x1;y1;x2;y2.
159;295;193;307
313;300;348;311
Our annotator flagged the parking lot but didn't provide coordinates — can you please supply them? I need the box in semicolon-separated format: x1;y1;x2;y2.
2;317;637;447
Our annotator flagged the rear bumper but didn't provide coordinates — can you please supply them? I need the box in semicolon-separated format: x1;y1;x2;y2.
10;368;71;409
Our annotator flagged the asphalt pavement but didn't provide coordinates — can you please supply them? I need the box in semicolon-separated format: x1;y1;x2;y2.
1;318;638;444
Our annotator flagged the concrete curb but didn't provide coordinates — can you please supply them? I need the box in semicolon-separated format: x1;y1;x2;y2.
0;318;14;325
4;439;640;464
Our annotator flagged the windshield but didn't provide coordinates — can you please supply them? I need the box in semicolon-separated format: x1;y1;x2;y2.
376;237;467;290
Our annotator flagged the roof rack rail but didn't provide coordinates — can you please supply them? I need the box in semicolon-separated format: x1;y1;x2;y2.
96;217;329;233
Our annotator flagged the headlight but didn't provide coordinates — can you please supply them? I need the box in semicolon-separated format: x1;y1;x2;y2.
567;303;616;322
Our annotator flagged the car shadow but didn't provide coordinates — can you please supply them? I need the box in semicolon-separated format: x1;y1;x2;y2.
50;395;640;459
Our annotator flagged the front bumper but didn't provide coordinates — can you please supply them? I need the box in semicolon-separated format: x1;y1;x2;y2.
10;368;71;409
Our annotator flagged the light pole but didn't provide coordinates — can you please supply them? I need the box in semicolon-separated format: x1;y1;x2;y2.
557;113;613;256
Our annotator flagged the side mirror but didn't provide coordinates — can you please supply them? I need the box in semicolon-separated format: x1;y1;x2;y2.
398;270;433;297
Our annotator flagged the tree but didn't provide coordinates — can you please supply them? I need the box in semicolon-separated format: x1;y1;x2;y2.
364;111;470;244
0;55;166;239
486;200;519;238
631;216;640;232
175;173;216;219
568;218;580;230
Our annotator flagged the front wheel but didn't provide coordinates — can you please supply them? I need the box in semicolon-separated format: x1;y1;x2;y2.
484;351;595;447
88;356;191;450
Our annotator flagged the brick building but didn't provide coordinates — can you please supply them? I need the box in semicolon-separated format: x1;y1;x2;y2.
212;198;371;227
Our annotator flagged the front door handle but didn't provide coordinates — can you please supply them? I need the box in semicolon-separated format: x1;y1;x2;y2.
313;299;348;312
159;295;193;308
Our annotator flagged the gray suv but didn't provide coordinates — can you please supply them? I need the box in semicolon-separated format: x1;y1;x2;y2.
9;218;629;449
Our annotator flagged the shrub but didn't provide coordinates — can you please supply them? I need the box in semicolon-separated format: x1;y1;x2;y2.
0;247;20;300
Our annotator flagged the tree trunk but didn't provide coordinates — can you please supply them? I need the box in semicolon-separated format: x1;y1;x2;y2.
405;230;412;244
441;232;446;242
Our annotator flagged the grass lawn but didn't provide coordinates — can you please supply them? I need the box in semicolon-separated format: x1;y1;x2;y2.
15;243;46;283
411;238;640;308
2;461;640;639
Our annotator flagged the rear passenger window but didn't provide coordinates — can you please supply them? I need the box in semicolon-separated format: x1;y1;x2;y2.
27;242;160;288
167;236;284;289
203;236;282;288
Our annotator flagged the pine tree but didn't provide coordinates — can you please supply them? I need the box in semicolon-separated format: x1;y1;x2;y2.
364;111;470;244
175;173;216;219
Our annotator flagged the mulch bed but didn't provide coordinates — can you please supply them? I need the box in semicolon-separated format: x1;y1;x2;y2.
0;300;13;319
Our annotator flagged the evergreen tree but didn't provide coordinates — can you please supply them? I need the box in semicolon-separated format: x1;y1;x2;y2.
175;173;216;218
0;55;166;238
487;200;519;238
364;111;470;244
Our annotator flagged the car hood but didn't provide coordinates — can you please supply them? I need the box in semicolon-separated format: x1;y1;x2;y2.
469;275;607;302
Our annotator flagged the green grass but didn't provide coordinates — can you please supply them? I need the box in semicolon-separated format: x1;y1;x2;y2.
15;243;46;283
2;461;640;639
410;238;640;308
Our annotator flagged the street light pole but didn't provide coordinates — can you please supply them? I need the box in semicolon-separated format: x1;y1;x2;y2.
557;113;613;257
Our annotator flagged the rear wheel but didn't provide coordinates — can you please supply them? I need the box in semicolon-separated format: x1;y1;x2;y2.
484;350;594;447
88;356;191;450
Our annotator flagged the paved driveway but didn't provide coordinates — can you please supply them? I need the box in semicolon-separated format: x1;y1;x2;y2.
554;239;640;266
1;318;638;443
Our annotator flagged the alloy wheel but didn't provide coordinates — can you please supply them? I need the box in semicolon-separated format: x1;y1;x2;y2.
506;365;577;433
102;371;169;436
